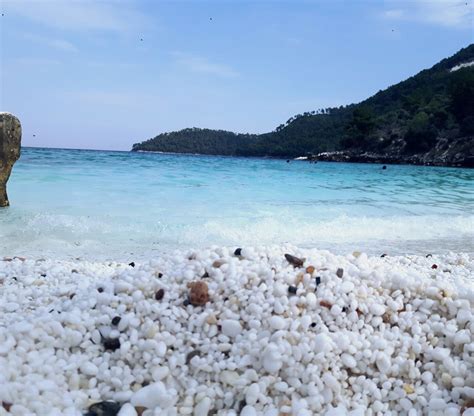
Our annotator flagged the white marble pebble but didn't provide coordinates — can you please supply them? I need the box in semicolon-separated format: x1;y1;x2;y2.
118;403;138;416
194;397;211;416
221;319;242;337
0;247;472;415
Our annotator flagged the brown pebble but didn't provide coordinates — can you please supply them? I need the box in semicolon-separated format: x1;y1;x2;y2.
135;407;146;416
320;300;333;309
186;350;201;364
212;260;225;268
2;402;12;412
336;268;344;278
382;312;392;323
356;308;363;316
461;399;474;414
155;288;165;301
187;281;209;306
285;253;304;267
431;264;438;269
305;265;315;274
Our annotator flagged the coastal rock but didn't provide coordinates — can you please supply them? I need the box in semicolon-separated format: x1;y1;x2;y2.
0;112;22;207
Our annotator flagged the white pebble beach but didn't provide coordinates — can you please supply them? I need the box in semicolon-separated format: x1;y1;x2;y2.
1;246;473;416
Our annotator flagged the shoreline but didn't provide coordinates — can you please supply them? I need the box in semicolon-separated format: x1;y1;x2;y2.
1;247;473;415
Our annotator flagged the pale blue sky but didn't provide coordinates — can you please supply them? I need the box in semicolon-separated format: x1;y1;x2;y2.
1;0;473;150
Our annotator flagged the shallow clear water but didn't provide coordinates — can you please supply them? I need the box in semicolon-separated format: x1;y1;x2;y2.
1;147;473;260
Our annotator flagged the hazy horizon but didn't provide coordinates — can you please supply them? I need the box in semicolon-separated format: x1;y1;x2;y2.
2;0;473;150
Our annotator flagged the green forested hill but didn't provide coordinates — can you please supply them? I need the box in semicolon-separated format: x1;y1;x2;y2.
132;45;474;160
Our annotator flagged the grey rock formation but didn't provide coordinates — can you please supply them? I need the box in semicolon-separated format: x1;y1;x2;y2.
0;113;22;207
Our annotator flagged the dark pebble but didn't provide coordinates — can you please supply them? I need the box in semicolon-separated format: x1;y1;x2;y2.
431;264;438;269
41;274;46;277
157;272;163;278
381;253;387;258
310;322;316;328
103;338;121;351
382;165;387;170
315;276;321;286
69;293;75;299
1;402;12;412
128;262;135;267
342;306;347;313
186;350;201;364
111;316;121;326
202;271;210;278
155;288;165;301
234;248;242;256
285;253;304;267
336;268;344;278
183;298;190;306
238;400;247;412
97;287;104;293
85;401;121;416
288;285;297;294
426;254;432;258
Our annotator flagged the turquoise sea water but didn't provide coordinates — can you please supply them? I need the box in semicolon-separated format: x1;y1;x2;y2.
1;147;473;260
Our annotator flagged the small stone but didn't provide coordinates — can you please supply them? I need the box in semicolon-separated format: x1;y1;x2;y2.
336;268;344;278
185;350;200;364
320;300;332;309
188;281;209;306
128;262;135;267
154;288;165;301
212;260;225;268
234;248;242;256
426;254;432;258
403;384;415;394
111;316;121;326
87;401;121;416
117;404;138;416
288;285;297;294
202;271;209;278
382;165;387;169
285;253;304;267
306;265;315;274
431;264;438;269
2;402;12;412
135;406;146;416
97;287;104;293
221;319;242;337
315;276;321;287
103;337;121;351
381;253;387;258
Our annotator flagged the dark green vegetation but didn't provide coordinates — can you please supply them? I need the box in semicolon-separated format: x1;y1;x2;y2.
132;45;474;161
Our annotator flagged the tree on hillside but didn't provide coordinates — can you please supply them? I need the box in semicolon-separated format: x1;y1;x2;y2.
404;111;438;153
450;68;474;134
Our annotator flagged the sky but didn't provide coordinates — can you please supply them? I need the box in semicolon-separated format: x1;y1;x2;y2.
1;0;473;151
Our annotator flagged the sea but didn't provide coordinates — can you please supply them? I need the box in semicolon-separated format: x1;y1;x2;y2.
1;147;473;261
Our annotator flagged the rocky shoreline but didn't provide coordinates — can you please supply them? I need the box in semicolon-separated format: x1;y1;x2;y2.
1;247;473;415
310;137;474;168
